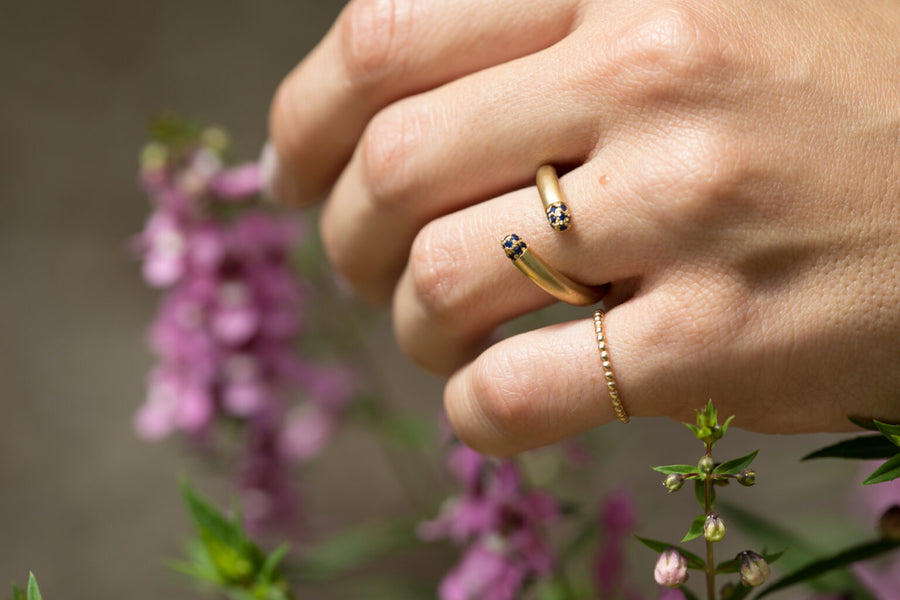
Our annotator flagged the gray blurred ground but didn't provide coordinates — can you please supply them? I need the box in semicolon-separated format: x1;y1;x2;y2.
0;1;869;599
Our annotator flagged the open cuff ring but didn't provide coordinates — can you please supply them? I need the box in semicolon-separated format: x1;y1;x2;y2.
501;234;605;306
537;165;571;232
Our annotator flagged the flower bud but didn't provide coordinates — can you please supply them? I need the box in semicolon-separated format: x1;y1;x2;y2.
664;473;685;493
878;504;900;541
737;469;756;486
698;456;715;474
704;513;726;542
738;551;770;587
654;548;689;588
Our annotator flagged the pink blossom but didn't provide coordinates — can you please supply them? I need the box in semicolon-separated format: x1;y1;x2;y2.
595;489;643;599
439;539;527;600
420;443;559;600
133;130;358;532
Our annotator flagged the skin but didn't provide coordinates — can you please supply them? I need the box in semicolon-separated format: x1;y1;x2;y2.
269;0;900;456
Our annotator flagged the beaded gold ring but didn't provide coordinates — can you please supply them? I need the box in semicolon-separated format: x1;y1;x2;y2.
593;309;630;424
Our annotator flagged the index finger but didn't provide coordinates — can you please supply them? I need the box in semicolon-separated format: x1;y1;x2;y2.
268;0;580;204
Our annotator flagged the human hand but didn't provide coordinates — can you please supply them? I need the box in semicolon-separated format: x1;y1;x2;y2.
268;0;900;455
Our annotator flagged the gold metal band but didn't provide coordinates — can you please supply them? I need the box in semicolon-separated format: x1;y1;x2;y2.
593;309;630;424
536;165;571;232
501;234;604;306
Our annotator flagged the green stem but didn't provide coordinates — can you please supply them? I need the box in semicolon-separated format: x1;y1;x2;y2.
705;446;716;600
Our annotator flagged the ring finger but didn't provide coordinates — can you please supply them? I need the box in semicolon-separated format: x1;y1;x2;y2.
391;150;666;375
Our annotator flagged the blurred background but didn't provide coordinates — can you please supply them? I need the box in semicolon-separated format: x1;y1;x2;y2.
0;1;874;598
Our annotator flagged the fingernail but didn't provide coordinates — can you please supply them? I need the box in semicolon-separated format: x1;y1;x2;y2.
259;140;284;204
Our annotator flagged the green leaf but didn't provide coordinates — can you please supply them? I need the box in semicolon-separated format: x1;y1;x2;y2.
716;557;741;574
10;584;26;600
682;515;707;543
167;559;225;586
179;479;261;584
862;452;900;485
720;415;735;435
256;543;290;586
713;450;759;475
25;574;41;600
756;539;900;598
697;400;717;429
291;520;420;581
849;416;880;431
874;419;900;447
802;435;900;461
718;502;874;596
652;464;699;476
634;537;705;569
729;585;754;600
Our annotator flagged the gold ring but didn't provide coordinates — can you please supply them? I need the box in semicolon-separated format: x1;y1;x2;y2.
593;309;629;423
537;165;571;232
501;234;604;306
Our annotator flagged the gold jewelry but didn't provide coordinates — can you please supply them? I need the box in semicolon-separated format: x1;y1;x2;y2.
501;234;604;306
537;165;571;232
593;309;630;423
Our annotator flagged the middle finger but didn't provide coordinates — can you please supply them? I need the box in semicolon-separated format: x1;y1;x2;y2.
320;41;606;303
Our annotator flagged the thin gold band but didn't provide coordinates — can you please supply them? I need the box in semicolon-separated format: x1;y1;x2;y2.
593;309;630;423
501;234;604;306
536;165;571;232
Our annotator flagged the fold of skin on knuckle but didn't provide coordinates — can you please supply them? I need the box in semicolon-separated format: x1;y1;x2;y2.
339;0;412;90
360;101;429;213
318;200;396;305
447;346;547;457
398;221;484;371
268;69;331;200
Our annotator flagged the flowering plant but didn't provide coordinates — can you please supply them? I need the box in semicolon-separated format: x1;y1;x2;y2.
125;122;900;600
7;121;889;600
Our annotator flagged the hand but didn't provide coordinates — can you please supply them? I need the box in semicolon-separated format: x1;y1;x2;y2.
269;0;900;455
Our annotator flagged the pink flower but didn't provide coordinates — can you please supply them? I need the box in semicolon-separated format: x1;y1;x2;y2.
595;489;643;599
420;443;559;600
439;539;526;600
133;129;359;533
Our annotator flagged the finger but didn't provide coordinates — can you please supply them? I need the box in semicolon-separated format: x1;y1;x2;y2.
320;42;604;303
268;0;580;204
444;316;637;457
391;149;665;375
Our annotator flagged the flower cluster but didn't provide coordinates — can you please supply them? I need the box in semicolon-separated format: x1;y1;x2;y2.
132;125;356;533
595;489;644;600
418;444;559;600
643;401;772;597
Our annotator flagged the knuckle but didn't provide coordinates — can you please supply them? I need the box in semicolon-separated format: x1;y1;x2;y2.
318;208;357;285
339;0;411;87
406;222;467;327
269;72;309;166
463;350;539;455
649;129;746;223
319;207;393;303
596;3;725;98
360;104;424;209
